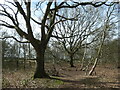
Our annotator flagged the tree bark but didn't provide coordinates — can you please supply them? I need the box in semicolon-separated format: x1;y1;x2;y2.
70;54;75;67
16;60;19;70
28;43;32;67
33;47;50;78
2;40;5;67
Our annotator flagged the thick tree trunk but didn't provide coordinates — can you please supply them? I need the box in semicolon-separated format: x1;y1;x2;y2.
34;50;50;78
70;54;74;67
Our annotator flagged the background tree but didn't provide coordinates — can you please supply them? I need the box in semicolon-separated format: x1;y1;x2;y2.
101;39;118;64
88;4;118;75
54;6;105;67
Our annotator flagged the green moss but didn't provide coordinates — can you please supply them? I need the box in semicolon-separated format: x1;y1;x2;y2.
54;80;64;85
45;79;64;88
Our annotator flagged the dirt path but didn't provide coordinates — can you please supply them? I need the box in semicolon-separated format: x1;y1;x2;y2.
56;74;120;88
52;65;120;88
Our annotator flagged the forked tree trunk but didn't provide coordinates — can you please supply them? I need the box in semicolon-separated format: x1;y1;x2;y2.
32;5;56;78
34;49;50;78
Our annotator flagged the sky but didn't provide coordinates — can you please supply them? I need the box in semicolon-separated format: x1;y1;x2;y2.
0;0;5;4
0;0;119;40
0;0;119;3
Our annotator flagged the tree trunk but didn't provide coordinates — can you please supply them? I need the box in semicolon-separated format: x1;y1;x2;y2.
16;60;19;70
88;28;106;75
80;52;85;70
2;40;5;67
28;43;32;67
23;44;26;70
70;54;75;67
34;50;50;78
88;58;98;75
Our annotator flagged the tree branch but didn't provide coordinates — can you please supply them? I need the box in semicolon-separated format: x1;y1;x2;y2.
51;34;79;39
0;36;30;43
56;14;78;21
14;0;27;21
31;17;49;30
0;20;15;28
14;0;34;38
51;1;115;11
41;2;52;40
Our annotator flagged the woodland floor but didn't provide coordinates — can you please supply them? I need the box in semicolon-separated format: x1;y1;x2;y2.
2;61;120;89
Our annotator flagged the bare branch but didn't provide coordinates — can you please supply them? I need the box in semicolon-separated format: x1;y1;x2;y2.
56;14;78;21
51;1;116;11
0;36;30;43
0;20;15;28
0;23;14;28
31;17;49;29
41;2;52;40
51;34;79;39
13;0;27;21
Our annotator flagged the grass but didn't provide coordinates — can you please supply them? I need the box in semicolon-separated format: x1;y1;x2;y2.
2;75;65;88
2;69;65;88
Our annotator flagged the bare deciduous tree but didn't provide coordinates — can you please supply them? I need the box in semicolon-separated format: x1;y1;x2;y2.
54;7;103;67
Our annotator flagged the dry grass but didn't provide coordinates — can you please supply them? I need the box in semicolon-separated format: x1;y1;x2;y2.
2;61;120;89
